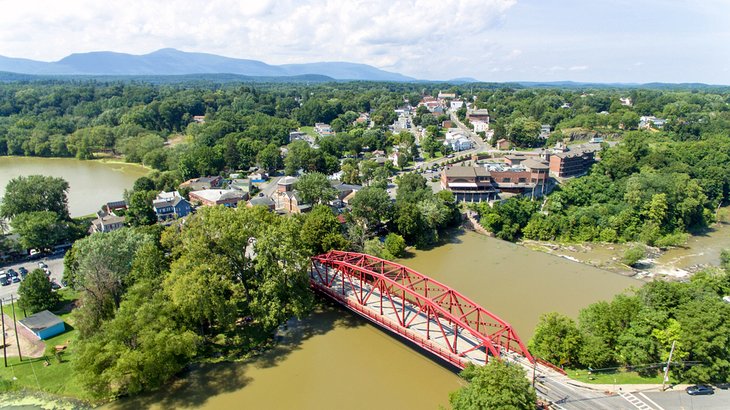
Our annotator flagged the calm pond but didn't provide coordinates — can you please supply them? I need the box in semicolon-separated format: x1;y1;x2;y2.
108;230;638;410
0;156;149;217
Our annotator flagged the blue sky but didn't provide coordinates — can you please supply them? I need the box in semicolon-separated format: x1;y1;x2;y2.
0;0;727;83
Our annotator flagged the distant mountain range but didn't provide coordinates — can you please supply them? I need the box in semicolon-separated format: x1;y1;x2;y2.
0;48;416;82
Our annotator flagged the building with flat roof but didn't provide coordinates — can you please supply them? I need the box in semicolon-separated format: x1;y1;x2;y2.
441;166;496;202
486;158;551;197
19;310;65;340
549;144;599;179
189;189;247;208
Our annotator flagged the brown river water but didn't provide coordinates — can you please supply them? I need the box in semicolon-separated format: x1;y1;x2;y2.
107;230;638;410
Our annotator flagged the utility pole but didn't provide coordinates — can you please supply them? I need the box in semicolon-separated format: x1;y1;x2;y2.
10;295;22;362
0;299;7;367
662;340;676;391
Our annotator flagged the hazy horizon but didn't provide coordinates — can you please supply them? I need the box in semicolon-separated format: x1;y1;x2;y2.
1;0;727;84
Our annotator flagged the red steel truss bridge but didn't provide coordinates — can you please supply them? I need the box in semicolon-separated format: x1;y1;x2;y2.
311;250;534;369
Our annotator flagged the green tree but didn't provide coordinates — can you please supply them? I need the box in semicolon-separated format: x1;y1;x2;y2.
449;361;536;410
349;187;393;232
125;190;157;226
622;245;645;267
257;143;282;173
300;205;348;255
11;211;68;250
295;172;337;205
0;175;70;219
18;269;60;313
529;312;582;367
74;279;200;397
507;116;542;147
383;233;407;259
67;229;153;337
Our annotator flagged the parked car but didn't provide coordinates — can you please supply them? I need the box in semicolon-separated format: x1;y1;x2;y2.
38;261;47;269
7;268;17;277
50;281;61;290
686;385;714;395
12;277;20;283
18;267;27;274
0;277;9;286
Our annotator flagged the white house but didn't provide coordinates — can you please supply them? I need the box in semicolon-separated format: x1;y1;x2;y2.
450;100;465;110
472;120;489;133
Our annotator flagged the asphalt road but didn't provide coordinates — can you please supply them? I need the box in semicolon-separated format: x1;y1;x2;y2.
0;254;66;303
641;387;730;410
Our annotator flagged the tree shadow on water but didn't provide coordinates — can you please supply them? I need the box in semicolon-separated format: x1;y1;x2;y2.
106;301;365;409
106;361;254;410
252;301;366;370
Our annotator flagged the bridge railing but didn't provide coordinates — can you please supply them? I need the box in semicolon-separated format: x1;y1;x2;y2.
312;251;534;365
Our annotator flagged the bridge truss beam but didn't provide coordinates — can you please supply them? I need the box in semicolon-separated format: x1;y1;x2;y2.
311;250;534;368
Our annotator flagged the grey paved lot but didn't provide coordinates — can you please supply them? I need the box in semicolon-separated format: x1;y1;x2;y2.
0;253;66;303
641;387;730;410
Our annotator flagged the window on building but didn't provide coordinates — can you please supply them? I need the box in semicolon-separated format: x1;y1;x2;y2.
518;177;526;183
502;177;510;182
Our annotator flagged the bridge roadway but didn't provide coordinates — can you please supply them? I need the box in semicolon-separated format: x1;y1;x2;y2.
311;263;644;409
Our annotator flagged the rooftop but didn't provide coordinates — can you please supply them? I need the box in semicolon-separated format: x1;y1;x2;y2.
445;166;490;178
191;189;246;203
19;310;63;332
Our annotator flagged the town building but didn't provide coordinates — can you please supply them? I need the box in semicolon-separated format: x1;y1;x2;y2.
19;310;65;340
471;120;489;133
189;189;247;208
466;109;490;124
89;210;125;233
450;100;465;110
229;178;253;193
192;115;206;124
103;200;127;214
247;196;276;211
495;138;510;150
444;129;473;152
152;191;192;222
314;123;333;137
619;97;632;106
639;116;667;129
441;166;496;202
437;92;456;99
180;176;223;191
539;124;551;139
486;158;551;197
549;144;600;179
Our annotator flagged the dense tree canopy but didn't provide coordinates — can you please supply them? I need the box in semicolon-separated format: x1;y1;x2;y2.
450;361;536;410
18;269;59;313
0;175;69;219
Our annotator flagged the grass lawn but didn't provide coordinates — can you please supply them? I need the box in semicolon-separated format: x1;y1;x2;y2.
300;126;318;138
424;151;444;161
566;368;674;385
0;289;91;401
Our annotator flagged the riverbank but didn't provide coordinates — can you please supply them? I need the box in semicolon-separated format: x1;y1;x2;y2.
462;208;730;281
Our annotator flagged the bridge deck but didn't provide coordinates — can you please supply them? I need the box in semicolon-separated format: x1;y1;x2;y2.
312;265;498;368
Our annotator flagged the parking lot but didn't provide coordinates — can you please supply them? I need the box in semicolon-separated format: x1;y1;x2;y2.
0;254;66;303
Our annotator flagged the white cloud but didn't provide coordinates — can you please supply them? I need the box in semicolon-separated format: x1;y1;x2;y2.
0;0;517;79
568;65;588;71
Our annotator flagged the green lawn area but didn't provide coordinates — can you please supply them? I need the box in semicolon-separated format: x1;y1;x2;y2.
424;151;444;161
0;289;91;401
566;368;674;385
300;126;318;138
